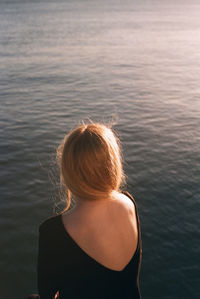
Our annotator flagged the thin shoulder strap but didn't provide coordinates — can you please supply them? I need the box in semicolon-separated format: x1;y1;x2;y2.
121;191;140;223
121;190;142;298
121;190;142;250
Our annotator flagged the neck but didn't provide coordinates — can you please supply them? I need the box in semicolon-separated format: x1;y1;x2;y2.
73;190;119;209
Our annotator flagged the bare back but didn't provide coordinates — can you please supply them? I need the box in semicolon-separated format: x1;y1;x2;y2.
61;192;138;271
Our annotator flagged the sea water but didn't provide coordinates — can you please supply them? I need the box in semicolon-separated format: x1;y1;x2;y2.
0;0;200;298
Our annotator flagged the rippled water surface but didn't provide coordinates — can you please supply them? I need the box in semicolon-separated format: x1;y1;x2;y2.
0;1;200;298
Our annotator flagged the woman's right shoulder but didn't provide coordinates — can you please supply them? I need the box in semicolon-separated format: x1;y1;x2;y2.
112;191;136;212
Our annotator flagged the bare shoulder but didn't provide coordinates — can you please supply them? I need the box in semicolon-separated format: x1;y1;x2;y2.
103;191;138;269
110;191;136;218
108;191;138;237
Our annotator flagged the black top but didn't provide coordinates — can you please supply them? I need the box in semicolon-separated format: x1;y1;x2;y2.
37;191;142;299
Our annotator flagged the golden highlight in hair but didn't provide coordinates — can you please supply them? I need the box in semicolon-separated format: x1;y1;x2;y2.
56;122;126;211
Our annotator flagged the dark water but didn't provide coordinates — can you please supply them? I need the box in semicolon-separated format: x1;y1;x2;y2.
0;0;200;298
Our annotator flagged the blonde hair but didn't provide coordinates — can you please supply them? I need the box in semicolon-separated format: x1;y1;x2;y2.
56;121;126;211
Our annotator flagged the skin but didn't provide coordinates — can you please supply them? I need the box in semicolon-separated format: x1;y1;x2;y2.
61;190;138;272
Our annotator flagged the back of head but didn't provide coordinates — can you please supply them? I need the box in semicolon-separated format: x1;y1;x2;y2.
57;122;125;209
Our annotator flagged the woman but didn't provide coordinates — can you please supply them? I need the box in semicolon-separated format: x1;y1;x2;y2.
37;122;142;299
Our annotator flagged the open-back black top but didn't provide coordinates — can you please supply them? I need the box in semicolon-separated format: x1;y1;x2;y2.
37;191;142;299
